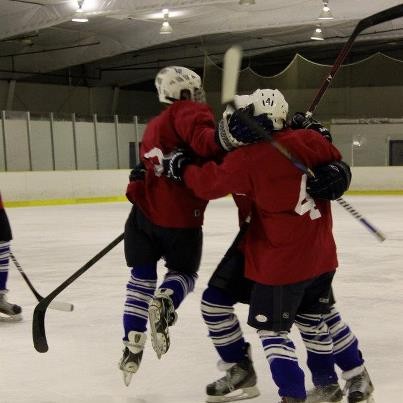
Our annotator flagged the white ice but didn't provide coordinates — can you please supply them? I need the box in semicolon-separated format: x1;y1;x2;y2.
1;196;402;403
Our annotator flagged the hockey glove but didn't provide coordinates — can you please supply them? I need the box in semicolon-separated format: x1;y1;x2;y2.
162;149;192;181
307;160;352;200
129;162;146;182
216;104;274;151
290;112;333;143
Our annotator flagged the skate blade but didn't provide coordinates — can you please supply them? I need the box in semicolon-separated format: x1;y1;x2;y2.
306;396;343;403
206;385;260;402
148;304;169;359
122;370;134;387
0;313;22;322
118;357;139;387
348;396;375;403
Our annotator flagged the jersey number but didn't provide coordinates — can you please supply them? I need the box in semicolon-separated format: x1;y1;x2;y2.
294;175;321;220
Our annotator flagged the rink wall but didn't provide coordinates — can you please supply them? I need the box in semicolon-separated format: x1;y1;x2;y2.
0;170;129;206
0;167;402;206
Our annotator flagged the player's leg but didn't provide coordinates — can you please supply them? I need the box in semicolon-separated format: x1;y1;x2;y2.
248;281;309;403
0;210;22;321
295;272;343;403
119;207;160;385
202;249;258;402
324;301;374;403
148;225;202;358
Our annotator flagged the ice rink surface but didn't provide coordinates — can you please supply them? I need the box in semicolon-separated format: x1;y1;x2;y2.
1;196;402;403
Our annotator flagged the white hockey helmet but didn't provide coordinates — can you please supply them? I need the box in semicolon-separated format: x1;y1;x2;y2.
155;66;204;104
250;88;288;130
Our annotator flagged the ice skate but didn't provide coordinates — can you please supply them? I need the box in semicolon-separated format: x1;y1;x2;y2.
205;343;260;402
305;383;343;403
344;367;374;403
0;290;22;322
148;288;177;359
119;331;147;386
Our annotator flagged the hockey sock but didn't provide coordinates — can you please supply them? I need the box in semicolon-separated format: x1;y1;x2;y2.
0;241;10;290
201;286;247;364
123;264;157;340
258;329;306;400
158;270;198;309
295;313;338;386
324;306;364;372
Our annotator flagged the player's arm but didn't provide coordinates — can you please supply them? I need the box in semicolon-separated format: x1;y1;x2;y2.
171;101;222;158
172;101;273;158
162;148;251;201
307;160;352;200
290;113;351;200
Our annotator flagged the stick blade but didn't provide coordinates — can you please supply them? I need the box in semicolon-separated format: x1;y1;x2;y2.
32;302;49;353
221;45;243;105
48;300;74;312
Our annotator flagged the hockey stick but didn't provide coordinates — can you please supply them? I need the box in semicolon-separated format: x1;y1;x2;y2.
10;252;74;312
32;232;124;353
303;5;403;241
222;46;386;242
308;3;403;116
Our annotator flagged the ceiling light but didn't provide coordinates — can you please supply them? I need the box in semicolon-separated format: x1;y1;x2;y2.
310;26;324;41
318;0;334;20
76;0;85;12
159;8;172;34
160;20;173;35
239;0;256;4
72;17;89;22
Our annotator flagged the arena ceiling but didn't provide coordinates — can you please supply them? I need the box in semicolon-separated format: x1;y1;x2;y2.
1;0;403;88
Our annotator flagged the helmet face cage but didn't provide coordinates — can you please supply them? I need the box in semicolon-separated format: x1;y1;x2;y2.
250;89;288;130
155;66;203;104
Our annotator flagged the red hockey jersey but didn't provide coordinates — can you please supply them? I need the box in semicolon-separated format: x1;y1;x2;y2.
232;193;252;226
0;192;4;210
183;128;341;285
126;100;222;228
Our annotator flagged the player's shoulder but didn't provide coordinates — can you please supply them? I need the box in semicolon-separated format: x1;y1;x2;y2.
170;100;213;115
281;127;330;147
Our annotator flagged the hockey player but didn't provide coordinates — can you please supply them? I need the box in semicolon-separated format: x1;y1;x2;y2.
290;113;374;403
160;88;357;403
119;66;273;386
199;101;374;403
201;192;374;403
0;192;22;321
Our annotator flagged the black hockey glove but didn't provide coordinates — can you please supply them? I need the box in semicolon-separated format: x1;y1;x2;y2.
162;149;192;181
307;160;352;200
129;162;146;182
290;112;333;143
216;104;274;151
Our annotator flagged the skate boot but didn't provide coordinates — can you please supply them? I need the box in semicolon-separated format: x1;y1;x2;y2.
205;343;260;402
280;398;306;403
119;331;147;386
305;383;343;403
0;290;22;322
343;367;374;403
148;288;177;359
